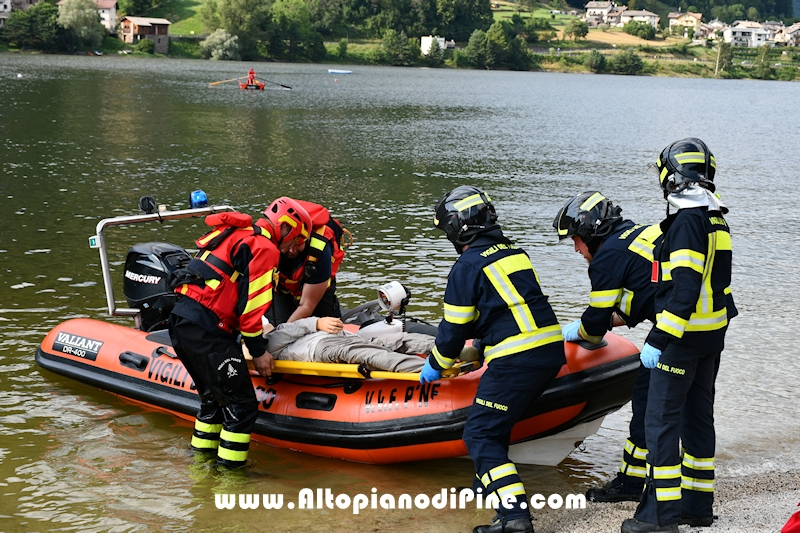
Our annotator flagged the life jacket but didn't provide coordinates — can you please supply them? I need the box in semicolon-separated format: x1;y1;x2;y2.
278;201;350;300
174;212;277;335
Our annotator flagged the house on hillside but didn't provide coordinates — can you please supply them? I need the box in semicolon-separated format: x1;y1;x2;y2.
724;22;770;47
96;0;116;32
606;5;627;26
668;11;702;34
585;1;614;20
119;16;171;54
620;9;660;28
0;0;9;28
57;0;117;32
700;18;728;40
10;0;41;9
420;35;445;55
776;22;800;46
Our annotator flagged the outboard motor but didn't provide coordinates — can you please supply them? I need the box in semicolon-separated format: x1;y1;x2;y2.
123;242;192;332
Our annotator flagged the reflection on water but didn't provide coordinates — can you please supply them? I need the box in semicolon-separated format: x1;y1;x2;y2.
1;54;799;532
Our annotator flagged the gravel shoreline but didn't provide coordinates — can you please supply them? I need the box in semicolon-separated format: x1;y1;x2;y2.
532;469;800;533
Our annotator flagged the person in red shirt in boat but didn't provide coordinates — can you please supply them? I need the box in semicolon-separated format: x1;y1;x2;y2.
258;198;348;325
247;68;256;86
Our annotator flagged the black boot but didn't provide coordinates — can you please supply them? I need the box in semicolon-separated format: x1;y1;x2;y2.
620;518;678;533
473;515;534;533
586;480;642;503
679;514;715;527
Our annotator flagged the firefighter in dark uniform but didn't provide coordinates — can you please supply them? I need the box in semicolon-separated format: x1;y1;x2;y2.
168;205;311;468
553;191;662;503
622;138;737;533
420;186;566;533
260;199;345;324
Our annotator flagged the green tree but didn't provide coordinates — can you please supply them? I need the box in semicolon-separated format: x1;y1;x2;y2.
424;36;445;66
485;20;510;66
337;37;347;58
584;49;606;72
200;28;241;59
214;0;271;59
58;0;106;48
747;7;759;20
465;28;492;68
754;44;774;79
623;20;655;40
563;18;588;41
609;48;643;75
381;29;414;65
117;0;152;17
3;2;68;50
714;41;732;77
134;37;155;52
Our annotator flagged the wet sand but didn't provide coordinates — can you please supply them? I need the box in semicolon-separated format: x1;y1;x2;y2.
532;469;800;533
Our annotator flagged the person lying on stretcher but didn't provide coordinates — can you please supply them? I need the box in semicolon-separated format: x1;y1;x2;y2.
264;316;477;373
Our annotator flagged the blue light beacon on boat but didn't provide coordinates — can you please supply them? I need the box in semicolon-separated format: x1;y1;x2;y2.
190;189;208;208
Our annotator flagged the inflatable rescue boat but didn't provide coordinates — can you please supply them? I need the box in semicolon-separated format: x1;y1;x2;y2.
35;200;641;466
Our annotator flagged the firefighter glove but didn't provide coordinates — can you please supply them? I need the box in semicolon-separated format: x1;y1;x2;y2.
419;358;442;384
640;343;661;369
561;319;582;343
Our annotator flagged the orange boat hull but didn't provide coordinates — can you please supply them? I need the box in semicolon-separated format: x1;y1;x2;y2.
36;318;640;464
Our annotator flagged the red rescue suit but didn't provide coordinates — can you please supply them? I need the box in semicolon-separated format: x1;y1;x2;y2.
278;200;346;300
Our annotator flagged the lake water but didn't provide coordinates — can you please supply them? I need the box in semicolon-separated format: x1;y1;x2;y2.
1;54;799;532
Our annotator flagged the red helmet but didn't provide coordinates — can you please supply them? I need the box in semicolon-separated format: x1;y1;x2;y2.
264;197;312;246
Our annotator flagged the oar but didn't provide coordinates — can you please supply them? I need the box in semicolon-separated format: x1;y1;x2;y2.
257;78;292;90
208;77;240;87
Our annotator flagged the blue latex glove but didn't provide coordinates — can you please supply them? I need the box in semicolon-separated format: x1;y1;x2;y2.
419;358;442;384
561;319;583;343
640;343;661;369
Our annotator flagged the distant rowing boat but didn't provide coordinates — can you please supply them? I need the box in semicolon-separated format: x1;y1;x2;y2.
328;69;352;74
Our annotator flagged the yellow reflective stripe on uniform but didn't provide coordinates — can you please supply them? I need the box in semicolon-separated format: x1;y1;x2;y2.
619;289;634;316
483;325;562;362
578;322;604;344
432;346;456;369
454;193;488;212
589;289;622;309
628;239;655;262
205;279;221;290
195;421;222;433
686;308;728;332
622;463;647;478
221;429;251;444
652;464;681;479
197;230;223;247
243;289;273;315
681;477;714;492
496;482;526;499
483;255;536;333
624;439;648;461
656;310;688;338
481;463;518;486
628;224;662;262
309;236;326;251
249;272;273;294
661;261;672;281
715;230;731;250
724;286;731;295
580;192;606;211
683;453;715;470
655;487;682;501
217;447;248;463
670;248;705;274
191;435;219;449
443;303;477;324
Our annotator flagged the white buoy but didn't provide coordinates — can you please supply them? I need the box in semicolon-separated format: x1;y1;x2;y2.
17;73;22;78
